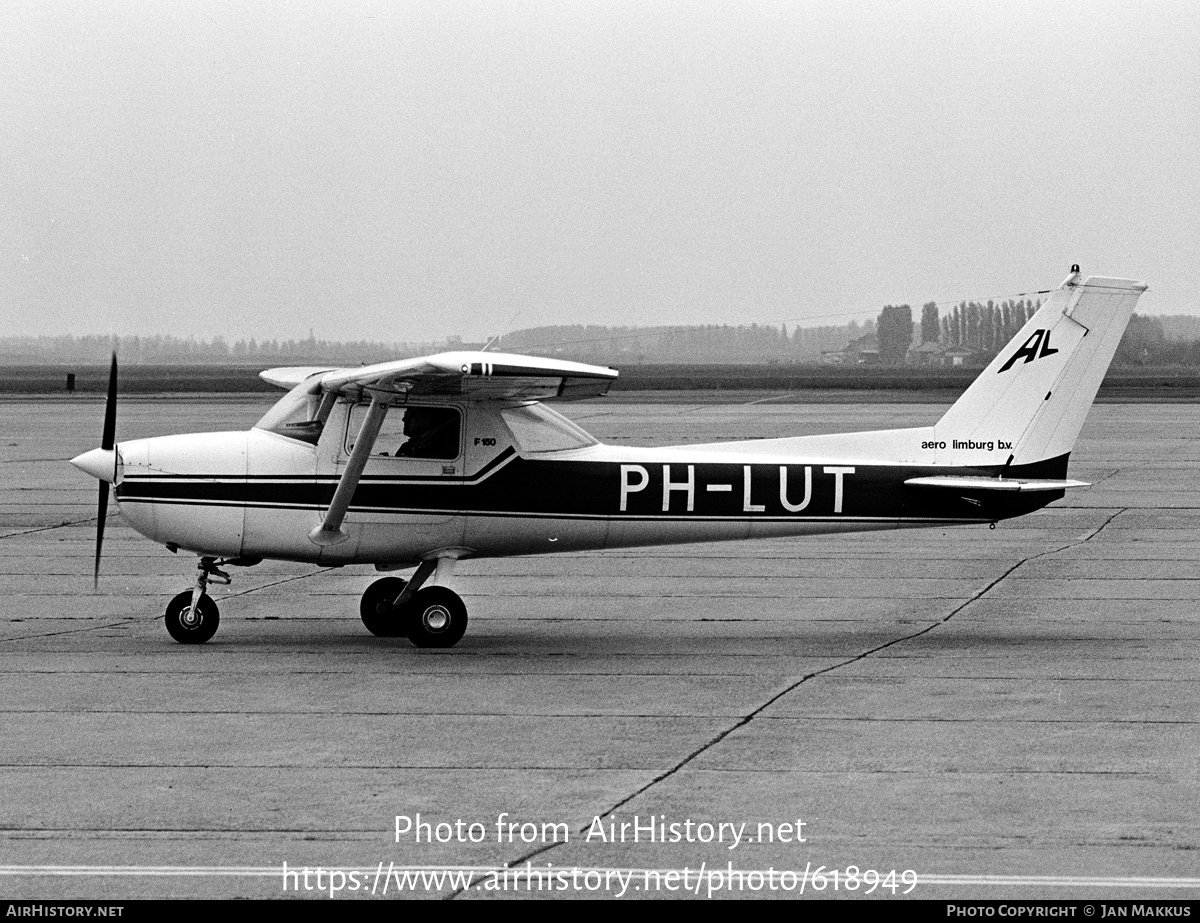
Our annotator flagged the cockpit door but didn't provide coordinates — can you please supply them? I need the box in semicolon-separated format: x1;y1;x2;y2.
330;401;466;560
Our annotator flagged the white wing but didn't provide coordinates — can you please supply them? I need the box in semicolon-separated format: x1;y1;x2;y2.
261;351;617;401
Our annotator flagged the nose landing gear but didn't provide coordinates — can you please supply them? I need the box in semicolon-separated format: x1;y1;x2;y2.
165;589;219;644
164;557;229;644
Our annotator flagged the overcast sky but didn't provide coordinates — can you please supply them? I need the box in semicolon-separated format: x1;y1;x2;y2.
3;1;1197;343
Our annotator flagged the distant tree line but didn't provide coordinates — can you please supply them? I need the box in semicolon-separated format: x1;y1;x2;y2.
939;299;1042;350
873;300;1195;367
0;333;445;366
1;307;1196;367
1120;314;1200;365
872;299;1043;365
495;322;875;364
1111;314;1198;365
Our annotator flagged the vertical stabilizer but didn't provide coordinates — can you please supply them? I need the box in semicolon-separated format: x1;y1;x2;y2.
934;271;1146;468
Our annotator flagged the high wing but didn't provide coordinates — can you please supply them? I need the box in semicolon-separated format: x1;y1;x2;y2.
257;351;618;547
259;366;335;389
260;351;618;402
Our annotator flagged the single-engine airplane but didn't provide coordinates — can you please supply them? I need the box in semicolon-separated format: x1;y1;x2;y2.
71;268;1145;646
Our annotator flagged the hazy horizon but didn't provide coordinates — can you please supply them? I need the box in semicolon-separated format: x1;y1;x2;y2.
5;2;1197;342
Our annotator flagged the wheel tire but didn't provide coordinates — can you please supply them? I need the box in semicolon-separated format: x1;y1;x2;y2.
165;590;219;644
360;577;408;637
406;587;468;648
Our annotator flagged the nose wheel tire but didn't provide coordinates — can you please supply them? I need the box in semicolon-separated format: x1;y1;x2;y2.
360;577;409;637
165;590;220;644
406;587;468;648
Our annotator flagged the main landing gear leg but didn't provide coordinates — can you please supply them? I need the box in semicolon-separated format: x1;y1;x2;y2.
359;558;468;648
165;557;229;644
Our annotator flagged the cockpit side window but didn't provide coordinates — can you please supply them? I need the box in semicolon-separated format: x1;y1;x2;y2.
345;404;462;460
254;383;324;446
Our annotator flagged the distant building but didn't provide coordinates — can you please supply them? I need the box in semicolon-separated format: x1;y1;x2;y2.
943;348;977;368
911;341;946;367
820;333;881;366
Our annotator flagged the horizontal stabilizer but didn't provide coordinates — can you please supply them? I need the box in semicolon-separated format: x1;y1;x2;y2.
905;476;1090;492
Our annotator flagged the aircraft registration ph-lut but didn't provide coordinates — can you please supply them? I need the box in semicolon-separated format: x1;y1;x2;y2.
70;268;1146;647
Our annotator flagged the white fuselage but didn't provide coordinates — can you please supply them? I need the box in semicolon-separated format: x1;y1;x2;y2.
114;398;1002;568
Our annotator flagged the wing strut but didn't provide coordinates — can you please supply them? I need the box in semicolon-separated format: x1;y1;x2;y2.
309;394;389;546
314;390;338;424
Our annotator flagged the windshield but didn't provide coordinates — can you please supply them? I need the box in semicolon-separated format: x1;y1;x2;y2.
254;383;324;445
500;403;598;454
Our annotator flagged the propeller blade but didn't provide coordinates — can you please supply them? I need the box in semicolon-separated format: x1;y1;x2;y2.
94;481;108;589
101;353;117;451
94;352;118;587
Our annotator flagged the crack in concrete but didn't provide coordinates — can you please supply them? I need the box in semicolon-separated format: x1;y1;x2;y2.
0;569;336;644
0;517;98;540
450;507;1131;899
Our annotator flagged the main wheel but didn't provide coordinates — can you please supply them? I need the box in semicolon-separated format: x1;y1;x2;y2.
165;590;219;644
406;587;468;648
360;577;408;637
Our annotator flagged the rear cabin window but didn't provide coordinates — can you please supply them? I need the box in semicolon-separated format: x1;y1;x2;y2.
500;404;598;454
346;404;461;460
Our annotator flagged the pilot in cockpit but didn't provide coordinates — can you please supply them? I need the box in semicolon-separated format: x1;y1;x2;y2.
396;407;459;459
